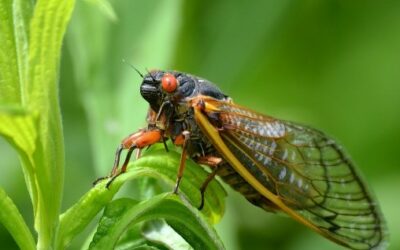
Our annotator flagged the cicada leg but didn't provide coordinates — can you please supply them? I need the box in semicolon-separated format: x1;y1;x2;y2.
105;146;136;188
196;156;222;210
93;129;163;187
92;145;124;185
173;130;191;194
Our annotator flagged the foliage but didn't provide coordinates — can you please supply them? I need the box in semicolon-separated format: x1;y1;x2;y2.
0;0;74;248
1;0;400;249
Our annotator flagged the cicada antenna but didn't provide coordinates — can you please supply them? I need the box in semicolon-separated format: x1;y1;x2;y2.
122;59;144;78
145;67;157;82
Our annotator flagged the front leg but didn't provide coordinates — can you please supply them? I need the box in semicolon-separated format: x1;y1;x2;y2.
93;128;163;187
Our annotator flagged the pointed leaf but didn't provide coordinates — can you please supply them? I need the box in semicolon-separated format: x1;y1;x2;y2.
58;145;226;248
0;188;35;250
89;195;224;250
26;0;75;247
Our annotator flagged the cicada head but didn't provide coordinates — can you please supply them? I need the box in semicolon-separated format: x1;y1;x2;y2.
140;70;164;112
140;70;229;113
140;70;196;111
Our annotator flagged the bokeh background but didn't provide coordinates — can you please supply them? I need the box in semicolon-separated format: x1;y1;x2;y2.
1;0;399;249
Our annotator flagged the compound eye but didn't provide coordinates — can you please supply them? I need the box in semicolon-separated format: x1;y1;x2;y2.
161;73;178;93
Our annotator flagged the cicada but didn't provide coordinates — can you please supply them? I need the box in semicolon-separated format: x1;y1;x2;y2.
99;70;388;250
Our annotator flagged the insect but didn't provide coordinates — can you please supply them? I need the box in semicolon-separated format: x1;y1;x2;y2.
98;70;388;250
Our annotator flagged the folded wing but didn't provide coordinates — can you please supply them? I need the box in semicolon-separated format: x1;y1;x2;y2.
193;97;387;250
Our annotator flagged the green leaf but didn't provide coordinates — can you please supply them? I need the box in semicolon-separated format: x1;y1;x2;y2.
26;0;75;247
0;109;38;204
89;195;224;250
0;188;36;250
56;181;120;249
0;0;32;105
113;223;149;250
1;0;76;248
0;0;36;206
58;145;226;248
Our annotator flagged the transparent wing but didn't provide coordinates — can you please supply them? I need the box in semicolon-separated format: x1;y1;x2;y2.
195;97;388;250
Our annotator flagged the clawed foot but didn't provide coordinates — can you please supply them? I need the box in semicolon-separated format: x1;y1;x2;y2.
105;173;121;189
92;176;109;186
92;172;123;189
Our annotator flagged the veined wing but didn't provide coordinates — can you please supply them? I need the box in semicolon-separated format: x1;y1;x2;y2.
192;96;388;250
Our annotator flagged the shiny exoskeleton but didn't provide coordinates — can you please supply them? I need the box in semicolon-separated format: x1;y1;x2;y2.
98;70;387;250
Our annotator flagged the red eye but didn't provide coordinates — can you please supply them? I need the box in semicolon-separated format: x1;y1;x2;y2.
161;73;178;93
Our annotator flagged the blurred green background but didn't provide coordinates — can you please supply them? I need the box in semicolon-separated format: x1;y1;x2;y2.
1;0;399;249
